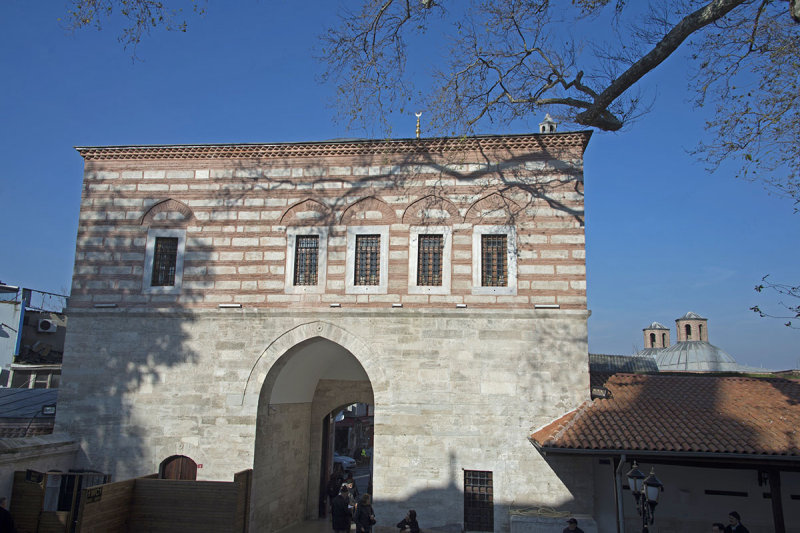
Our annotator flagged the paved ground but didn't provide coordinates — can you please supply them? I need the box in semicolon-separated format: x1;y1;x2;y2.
278;517;337;533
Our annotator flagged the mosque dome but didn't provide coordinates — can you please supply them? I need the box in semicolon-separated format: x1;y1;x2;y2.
637;311;766;372
654;341;740;371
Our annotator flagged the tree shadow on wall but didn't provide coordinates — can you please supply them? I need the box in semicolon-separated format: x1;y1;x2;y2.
56;183;220;479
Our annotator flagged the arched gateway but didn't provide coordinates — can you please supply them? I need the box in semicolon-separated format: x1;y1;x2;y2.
246;322;382;531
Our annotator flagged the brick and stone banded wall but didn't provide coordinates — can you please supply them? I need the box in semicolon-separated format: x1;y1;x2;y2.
71;136;588;310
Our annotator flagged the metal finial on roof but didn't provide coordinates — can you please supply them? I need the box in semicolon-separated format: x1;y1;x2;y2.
415;112;422;139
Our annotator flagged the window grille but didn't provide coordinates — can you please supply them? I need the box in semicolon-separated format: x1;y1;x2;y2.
417;234;443;286
355;234;380;286
464;470;493;531
151;237;179;287
293;235;319;285
481;234;507;287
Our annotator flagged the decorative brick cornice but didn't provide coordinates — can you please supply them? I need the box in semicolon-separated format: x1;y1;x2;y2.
76;132;592;161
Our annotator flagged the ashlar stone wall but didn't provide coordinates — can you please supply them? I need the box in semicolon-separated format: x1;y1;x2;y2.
59;133;594;532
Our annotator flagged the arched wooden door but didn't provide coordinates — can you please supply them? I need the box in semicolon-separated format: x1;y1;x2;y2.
159;455;198;480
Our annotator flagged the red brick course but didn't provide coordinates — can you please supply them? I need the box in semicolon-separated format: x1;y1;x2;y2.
72;133;590;310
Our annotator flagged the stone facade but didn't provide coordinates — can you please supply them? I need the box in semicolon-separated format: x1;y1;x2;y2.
58;133;593;532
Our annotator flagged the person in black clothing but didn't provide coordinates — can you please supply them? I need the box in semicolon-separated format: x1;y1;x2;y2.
330;486;352;533
712;523;726;533
344;472;359;501
724;511;750;533
563;517;585;533
397;509;419;533
0;497;15;533
326;473;343;518
354;493;376;533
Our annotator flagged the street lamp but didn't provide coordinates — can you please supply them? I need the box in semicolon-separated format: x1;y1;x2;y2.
626;461;664;532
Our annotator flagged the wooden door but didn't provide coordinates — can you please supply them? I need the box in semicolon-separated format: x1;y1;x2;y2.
160;456;197;480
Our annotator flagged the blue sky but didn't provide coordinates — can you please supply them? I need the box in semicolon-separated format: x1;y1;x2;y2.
1;2;797;369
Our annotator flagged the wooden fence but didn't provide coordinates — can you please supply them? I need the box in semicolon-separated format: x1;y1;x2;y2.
75;469;252;533
11;469;251;533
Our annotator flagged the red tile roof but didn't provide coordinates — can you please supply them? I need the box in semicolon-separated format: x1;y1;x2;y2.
531;373;800;459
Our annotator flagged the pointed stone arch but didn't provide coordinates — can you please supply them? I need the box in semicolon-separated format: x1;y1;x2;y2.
140;198;194;227
402;194;461;225
281;199;335;226
248;321;382;531
241;320;386;408
464;192;521;224
340;196;397;225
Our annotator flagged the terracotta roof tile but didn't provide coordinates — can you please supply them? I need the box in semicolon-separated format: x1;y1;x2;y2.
531;373;800;458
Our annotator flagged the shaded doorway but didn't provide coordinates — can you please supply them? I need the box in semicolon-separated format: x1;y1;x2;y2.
320;402;374;518
252;336;375;532
159;455;198;480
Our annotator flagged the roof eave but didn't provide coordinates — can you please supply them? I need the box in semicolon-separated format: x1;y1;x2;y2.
530;439;800;464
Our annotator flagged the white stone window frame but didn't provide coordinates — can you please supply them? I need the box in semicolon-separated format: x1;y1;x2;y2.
472;225;517;296
285;227;329;294
143;227;186;295
345;225;389;295
408;226;452;295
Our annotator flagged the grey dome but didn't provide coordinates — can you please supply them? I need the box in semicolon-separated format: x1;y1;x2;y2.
677;311;706;321
655;341;746;372
643;321;669;330
636;347;665;357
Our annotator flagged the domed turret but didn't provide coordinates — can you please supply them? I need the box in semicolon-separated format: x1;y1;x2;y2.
637;312;764;372
675;311;708;342
643;321;670;349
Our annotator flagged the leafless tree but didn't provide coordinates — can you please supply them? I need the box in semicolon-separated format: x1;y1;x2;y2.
751;275;800;328
66;1;799;202
319;0;799;202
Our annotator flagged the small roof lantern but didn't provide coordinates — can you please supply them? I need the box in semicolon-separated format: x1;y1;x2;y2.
539;114;558;134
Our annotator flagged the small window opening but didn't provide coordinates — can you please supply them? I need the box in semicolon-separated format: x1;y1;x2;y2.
481;235;507;287
685;324;692;340
649;333;656;347
151;237;178;287
294;235;319;286
464;470;493;531
417;234;444;286
355;234;381;286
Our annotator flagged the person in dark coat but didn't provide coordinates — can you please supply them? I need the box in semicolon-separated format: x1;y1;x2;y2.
396;509;419;533
354;493;376;533
724;511;750;533
563;517;585;533
330;486;352;533
326;473;343;517
0;497;16;533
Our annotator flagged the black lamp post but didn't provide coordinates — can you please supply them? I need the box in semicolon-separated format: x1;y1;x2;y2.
626;461;664;532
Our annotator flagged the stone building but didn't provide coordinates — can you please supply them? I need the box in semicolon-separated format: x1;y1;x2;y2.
57;131;594;532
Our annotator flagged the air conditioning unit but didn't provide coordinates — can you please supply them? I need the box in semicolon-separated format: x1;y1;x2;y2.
37;319;58;333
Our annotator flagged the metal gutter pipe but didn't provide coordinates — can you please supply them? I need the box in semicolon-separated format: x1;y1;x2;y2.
615;454;626;533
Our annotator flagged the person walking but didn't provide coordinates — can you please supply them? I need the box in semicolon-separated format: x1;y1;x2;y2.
724;511;750;533
330;486;352;533
354;494;376;533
